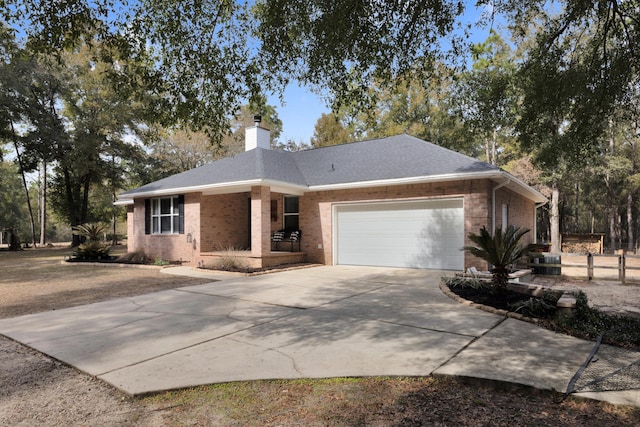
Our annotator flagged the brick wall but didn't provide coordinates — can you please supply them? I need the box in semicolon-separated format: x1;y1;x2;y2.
299;180;495;266
129;193;201;263
199;193;250;251
126;179;537;270
297;179;535;270
495;187;536;245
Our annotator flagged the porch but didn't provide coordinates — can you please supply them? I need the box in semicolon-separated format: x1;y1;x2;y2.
197;250;307;269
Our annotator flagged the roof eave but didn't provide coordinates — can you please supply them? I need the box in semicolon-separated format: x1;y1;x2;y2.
308;170;547;204
116;170;547;205
116;179;307;202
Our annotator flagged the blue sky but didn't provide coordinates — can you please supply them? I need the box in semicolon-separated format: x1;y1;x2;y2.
271;1;500;144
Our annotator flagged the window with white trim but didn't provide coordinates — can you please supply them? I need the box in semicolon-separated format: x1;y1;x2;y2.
145;196;184;234
283;196;299;230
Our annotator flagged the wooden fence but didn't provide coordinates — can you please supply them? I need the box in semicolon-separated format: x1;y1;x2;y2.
527;253;640;284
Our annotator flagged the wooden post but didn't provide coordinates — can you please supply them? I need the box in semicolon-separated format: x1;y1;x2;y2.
620;254;626;284
587;253;593;280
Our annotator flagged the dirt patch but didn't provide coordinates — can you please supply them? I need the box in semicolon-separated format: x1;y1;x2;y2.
0;247;211;319
2;248;640;425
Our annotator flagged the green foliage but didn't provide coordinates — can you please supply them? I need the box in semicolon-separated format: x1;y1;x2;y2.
509;297;556;317
442;276;491;292
463;226;530;289
72;240;111;260
555;291;640;348
311;112;353;148
154;258;170;266
72;223;107;242
455;30;518;165
0;162;29;234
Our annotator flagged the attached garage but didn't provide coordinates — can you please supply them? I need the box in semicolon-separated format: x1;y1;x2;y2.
333;198;464;270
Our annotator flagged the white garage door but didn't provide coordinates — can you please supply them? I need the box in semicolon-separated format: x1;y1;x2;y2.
334;199;464;270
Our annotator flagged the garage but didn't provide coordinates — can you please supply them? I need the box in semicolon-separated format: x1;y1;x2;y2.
334;198;464;270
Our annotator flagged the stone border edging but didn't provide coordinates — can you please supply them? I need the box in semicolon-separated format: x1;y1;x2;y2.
439;280;540;325
61;260;165;270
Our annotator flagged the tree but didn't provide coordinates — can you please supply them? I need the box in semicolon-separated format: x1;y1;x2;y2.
311;113;353;148
455;30;517;165
493;0;639;162
0;26;41;246
0;161;29;242
5;42;149;246
2;0;469;141
309;66;480;157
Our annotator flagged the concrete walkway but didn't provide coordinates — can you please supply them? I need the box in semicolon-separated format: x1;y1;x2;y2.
0;266;638;406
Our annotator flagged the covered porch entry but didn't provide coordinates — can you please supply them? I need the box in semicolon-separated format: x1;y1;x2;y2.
196;185;305;268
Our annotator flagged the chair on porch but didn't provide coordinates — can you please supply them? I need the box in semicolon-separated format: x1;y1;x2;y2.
271;230;301;252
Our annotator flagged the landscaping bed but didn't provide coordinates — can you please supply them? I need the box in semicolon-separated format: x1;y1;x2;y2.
448;283;558;319
443;276;640;351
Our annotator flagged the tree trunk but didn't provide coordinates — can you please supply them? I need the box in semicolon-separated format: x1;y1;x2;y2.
607;117;616;251
10;122;37;248
39;161;47;246
609;209;616;251
628;193;634;252
484;137;490;164
491;127;497;165
550;179;561;253
63;167;82;247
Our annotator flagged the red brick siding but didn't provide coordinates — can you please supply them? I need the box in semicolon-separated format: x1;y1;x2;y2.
129;193;201;263
299;180;495;266
494;187;536;245
200;193;250;251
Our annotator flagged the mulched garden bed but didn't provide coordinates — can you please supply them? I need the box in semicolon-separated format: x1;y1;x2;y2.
447;285;558;320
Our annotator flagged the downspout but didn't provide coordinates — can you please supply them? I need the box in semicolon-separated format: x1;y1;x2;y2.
492;177;510;234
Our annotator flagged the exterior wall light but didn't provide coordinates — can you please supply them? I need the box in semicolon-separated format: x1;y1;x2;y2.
186;232;192;243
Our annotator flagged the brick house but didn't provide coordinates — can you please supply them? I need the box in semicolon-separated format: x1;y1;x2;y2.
116;119;546;270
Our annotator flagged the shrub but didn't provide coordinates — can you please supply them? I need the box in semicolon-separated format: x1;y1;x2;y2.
442;276;491;292
555;291;640;348
509;297;556;317
116;250;149;264
72;240;111;260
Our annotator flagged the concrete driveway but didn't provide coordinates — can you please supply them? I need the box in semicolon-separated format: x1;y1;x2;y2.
0;266;637;406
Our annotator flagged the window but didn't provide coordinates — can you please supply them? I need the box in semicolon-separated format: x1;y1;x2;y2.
501;204;509;232
145;196;184;235
283;196;299;231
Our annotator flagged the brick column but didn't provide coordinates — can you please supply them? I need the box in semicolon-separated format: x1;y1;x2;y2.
250;186;271;257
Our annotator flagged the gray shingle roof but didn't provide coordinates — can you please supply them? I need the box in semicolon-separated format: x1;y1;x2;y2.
120;134;500;197
292;134;498;186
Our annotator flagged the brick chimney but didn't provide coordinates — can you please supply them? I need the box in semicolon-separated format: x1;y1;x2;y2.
245;115;271;151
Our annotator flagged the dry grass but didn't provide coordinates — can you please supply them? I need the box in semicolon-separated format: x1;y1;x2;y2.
144;377;640;426
0;246;210;319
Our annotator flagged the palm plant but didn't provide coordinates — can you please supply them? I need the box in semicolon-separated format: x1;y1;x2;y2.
71;223;110;260
463;226;530;290
72;223;107;242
